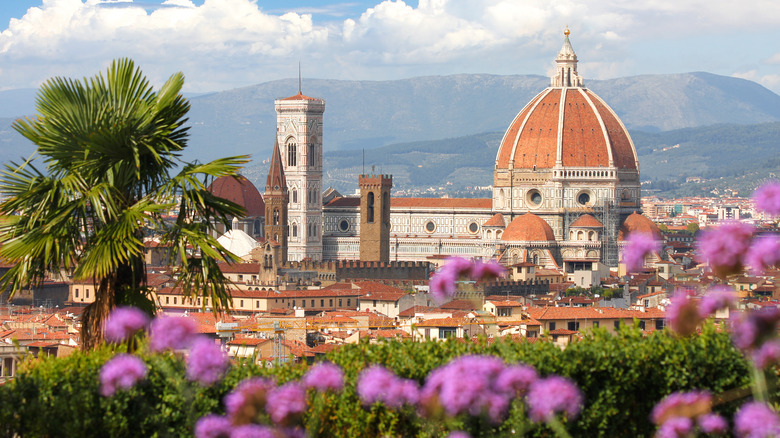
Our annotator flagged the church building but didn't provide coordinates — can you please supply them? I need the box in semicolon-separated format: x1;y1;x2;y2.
261;29;659;271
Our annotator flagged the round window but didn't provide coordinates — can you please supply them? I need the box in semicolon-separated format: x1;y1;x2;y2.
577;192;591;206
338;219;350;232
527;189;542;207
425;221;436;233
468;222;479;234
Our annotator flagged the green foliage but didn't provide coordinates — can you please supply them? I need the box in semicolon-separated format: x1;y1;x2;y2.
0;326;753;437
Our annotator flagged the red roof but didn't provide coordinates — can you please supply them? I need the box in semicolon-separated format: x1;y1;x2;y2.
483;213;505;227
570;214;603;228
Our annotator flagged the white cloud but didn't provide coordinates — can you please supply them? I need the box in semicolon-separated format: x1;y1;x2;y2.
1;0;779;92
733;70;780;93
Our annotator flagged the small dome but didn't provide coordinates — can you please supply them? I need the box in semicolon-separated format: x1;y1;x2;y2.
208;175;265;217
570;214;603;228
619;212;662;241
502;213;556;242
482;213;505;227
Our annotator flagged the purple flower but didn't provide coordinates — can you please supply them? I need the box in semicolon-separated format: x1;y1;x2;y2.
225;377;276;425
752;340;780;369
734;402;780;438
698;286;738;319
421;355;510;422
696;222;754;278
194;414;232;438
302;362;344;393
266;382;307;425
447;432;471;438
149;315;198;352
666;290;703;337
187;336;229;385
229;424;277;438
656;416;694;438
730;307;780;351
698;413;728;435
104;306;150;343
526;375;583;423
495;364;538;396
357;365;419;408
429;257;476;301
470;260;506;281
99;354;148;397
622;233;660;272
754;181;780;217
651;391;712;425
746;235;780;275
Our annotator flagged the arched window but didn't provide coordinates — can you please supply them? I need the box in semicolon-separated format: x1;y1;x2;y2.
308;143;315;167
286;138;297;166
589;231;595;241
273;208;279;225
292;223;298;237
533;254;539;265
292;188;298;203
367;192;375;223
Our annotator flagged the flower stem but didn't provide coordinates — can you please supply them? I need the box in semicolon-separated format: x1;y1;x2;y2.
547;417;572;438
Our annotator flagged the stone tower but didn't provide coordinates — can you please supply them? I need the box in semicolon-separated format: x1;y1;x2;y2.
274;90;325;261
359;174;392;263
264;138;289;263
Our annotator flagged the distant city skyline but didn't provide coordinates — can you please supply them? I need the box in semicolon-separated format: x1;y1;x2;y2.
1;0;780;94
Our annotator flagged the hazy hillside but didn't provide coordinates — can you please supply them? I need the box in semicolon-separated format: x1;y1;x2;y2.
239;122;780;198
3;72;780;167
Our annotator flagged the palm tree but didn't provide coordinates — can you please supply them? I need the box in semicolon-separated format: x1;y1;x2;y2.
0;59;248;349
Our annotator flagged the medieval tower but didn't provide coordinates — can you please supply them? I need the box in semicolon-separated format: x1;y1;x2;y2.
359;174;393;263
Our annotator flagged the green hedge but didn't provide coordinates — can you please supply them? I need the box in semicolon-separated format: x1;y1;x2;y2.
0;324;753;438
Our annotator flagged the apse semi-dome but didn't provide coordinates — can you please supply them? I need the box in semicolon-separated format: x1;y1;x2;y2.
208;175;265;217
502;213;556;242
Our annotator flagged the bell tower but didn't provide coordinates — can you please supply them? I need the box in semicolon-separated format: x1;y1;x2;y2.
274;87;325;261
264;138;289;263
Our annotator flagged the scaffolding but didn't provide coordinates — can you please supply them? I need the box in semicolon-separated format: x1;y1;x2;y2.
562;198;620;267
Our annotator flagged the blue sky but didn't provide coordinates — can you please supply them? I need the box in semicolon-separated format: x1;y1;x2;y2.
2;0;780;94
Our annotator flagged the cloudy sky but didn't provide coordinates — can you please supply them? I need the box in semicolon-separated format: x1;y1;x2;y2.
2;0;780;94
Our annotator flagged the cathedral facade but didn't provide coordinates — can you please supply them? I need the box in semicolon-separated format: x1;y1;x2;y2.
268;30;655;269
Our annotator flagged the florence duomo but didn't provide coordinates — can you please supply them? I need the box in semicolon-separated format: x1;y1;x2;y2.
218;28;660;273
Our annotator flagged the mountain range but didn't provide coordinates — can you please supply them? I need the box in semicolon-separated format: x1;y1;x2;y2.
1;72;779;197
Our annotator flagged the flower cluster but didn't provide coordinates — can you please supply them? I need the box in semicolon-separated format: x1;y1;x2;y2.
104;306;150;343
419;355;538;423
622;232;660;272
357;365;420;408
651;391;727;436
100;308;230;396
753;181;780;217
360;355;582;432
665;286;737;337
429;257;506;301
99;354;148;397
196;363;345;437
734;402;780;438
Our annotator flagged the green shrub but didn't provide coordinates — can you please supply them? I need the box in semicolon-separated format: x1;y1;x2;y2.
0;324;753;438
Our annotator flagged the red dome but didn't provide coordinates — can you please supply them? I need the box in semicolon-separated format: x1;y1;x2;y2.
208;176;265;217
618;212;661;241
570;214;603;228
496;87;637;171
502;213;556;242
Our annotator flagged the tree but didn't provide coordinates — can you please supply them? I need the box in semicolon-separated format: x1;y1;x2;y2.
0;59;248;349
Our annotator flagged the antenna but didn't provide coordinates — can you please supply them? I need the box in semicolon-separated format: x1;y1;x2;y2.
298;62;302;94
362;149;365;174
